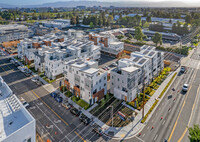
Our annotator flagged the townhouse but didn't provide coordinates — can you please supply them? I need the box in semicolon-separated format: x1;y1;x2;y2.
110;45;164;102
64;60;107;105
17;30;101;79
89;32;124;58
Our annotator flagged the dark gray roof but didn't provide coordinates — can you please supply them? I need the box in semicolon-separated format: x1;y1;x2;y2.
138;58;146;64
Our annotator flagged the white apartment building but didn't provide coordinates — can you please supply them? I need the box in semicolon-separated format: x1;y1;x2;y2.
18;31;101;79
110;45;164;102
42;19;71;29
64;60;107;105
89;32;124;58
0;76;36;142
110;60;139;102
0;24;33;43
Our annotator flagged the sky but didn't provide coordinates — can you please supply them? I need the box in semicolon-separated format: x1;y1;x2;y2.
0;0;200;5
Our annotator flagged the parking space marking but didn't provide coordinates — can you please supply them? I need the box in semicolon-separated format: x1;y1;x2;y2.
35;104;63;134
31;90;69;126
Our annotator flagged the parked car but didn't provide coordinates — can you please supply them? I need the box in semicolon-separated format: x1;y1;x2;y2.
31;77;38;82
70;108;81;116
62;102;71;110
111;62;117;67
55;96;63;103
50;92;57;98
20;97;30;108
180;66;185;73
182;84;189;92
79;113;91;125
93;124;103;136
14;61;19;67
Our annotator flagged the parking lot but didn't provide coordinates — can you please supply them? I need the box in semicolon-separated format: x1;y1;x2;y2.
0;53;110;142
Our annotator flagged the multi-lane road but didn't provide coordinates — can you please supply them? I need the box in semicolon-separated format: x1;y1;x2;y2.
0;55;110;142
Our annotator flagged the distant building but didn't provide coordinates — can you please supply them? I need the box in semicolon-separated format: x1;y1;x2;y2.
89;32;124;58
42;19;71;29
0;24;33;43
0;76;36;142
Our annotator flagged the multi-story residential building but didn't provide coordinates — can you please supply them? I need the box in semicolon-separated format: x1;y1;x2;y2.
64;60;107;105
89;32;124;58
42;19;71;29
110;59;139;102
18;30;101;79
0;24;33;43
0;76;36;142
110;45;164;102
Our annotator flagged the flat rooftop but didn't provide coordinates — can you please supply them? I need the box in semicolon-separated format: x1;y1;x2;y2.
121;66;138;73
0;77;34;141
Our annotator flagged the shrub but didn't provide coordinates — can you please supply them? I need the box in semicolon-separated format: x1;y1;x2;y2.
60;86;67;93
145;87;152;95
149;90;156;96
141;99;159;123
65;91;72;98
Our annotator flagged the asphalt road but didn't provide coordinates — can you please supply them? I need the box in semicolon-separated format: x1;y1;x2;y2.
0;55;110;142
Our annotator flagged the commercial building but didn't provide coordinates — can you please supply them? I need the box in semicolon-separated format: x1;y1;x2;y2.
0;76;36;142
101;28;181;42
110;45;164;102
64;60;107;105
0;24;33;43
89;32;124;58
42;19;71;29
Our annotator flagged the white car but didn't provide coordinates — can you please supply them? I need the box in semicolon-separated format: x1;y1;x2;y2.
31;77;38;82
20;97;30;108
182;84;189;92
18;66;27;73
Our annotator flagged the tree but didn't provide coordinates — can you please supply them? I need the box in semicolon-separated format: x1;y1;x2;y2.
189;125;200;142
90;22;94;28
127;33;133;40
70;16;76;25
146;16;152;22
82;16;87;25
152;32;162;46
134;27;144;41
185;14;192;24
76;16;80;25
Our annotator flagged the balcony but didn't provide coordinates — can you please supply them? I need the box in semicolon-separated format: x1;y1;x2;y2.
74;86;80;97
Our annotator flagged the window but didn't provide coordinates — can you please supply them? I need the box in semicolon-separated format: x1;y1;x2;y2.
112;82;114;85
118;78;120;81
27;138;31;142
104;76;106;80
104;83;106;86
99;79;101;83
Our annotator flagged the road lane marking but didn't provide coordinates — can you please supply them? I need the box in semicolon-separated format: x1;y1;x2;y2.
31;90;69;126
142;133;145;137
0;65;8;74
177;85;200;142
168;68;198;142
162;120;165;125
74;131;87;142
154;134;158;141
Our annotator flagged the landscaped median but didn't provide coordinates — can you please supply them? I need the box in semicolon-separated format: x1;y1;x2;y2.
141;99;159;123
141;72;177;123
158;72;177;99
